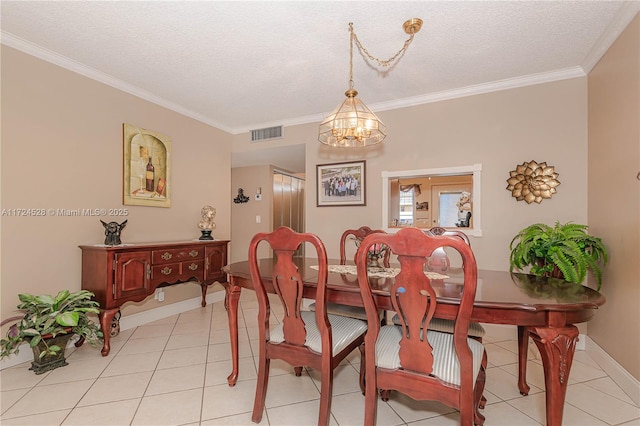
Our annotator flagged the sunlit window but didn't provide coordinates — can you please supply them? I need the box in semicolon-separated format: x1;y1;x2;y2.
399;188;414;225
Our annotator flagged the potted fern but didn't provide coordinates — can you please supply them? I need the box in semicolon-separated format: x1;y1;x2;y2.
1;290;103;374
509;221;608;290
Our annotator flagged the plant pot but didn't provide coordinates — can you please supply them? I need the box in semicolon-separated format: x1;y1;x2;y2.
30;333;73;375
535;258;565;280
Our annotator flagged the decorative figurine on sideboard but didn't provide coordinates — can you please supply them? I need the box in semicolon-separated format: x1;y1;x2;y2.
198;205;216;240
101;220;128;245
233;188;250;204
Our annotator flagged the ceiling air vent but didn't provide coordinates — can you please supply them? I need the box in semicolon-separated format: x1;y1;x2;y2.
251;126;283;142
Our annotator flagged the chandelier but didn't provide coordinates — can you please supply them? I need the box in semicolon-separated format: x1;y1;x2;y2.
318;19;422;147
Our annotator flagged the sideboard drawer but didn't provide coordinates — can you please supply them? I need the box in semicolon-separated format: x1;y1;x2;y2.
152;246;204;264
151;260;205;285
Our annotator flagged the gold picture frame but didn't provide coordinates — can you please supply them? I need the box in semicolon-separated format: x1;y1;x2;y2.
316;160;366;207
123;123;171;207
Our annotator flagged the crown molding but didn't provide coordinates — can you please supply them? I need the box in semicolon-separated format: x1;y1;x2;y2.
370;67;586;114
581;2;640;73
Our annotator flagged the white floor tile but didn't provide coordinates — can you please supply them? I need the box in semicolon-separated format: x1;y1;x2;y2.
201;379;257;420
1;409;70;425
3;380;94;419
385;391;456;423
156;345;207;369
1;388;29;415
480;401;541;425
266;398;340;425
263;372;320;408
63;398;140;425
565;383;640;425
101;351;162;377
78;371;153;406
117;336;169;355
1;303;638;426
165;329;210;350
132;388;202;425
145;363;206;395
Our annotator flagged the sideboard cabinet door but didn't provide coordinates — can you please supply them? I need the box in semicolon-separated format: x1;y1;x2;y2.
205;244;228;283
115;251;151;300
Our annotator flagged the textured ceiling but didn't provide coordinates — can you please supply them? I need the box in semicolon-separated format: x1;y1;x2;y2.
2;1;638;172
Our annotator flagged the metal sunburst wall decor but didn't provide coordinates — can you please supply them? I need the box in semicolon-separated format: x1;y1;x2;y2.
506;160;560;204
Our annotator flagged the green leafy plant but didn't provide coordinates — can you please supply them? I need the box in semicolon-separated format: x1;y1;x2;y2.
1;290;103;359
509;221;608;290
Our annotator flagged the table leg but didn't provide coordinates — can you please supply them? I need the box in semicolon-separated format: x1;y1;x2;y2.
529;325;579;426
517;325;530;395
98;308;120;356
223;282;242;386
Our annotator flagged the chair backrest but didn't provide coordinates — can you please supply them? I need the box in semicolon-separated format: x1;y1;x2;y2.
340;226;390;266
424;227;470;272
248;226;330;348
356;227;478;382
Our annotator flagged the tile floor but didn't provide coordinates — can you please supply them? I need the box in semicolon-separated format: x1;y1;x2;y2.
1;291;639;426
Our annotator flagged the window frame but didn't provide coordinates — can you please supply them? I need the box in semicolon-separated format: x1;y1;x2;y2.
381;164;483;237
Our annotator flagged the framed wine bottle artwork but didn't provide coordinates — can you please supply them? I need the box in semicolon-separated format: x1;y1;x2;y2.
123;123;171;207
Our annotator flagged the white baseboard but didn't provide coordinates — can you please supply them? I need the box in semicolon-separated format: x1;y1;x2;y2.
0;292;226;371
585;336;640;406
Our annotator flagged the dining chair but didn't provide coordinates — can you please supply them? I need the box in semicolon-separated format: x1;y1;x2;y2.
356;227;486;426
424;227;532;397
248;226;368;426
310;226;389;322
339;225;390;267
386;226;487;408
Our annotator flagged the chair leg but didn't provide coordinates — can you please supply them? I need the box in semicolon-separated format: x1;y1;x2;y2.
473;351;487;425
364;370;378;426
479;350;487;409
318;366;334;426
359;344;366;395
252;356;270;423
517;326;531;395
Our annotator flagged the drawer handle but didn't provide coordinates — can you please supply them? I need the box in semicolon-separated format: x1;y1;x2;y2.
189;250;199;257
161;252;173;260
189;263;198;271
161;267;172;275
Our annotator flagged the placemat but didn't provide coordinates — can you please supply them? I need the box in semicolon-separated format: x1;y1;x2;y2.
311;264;449;280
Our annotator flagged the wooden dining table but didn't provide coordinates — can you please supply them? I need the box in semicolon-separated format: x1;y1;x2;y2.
221;258;605;426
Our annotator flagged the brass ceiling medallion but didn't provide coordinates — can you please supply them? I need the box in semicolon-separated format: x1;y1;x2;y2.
506;160;560;204
318;19;422;147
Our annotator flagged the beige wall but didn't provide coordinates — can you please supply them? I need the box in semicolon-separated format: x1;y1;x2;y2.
230;165;274;263
271;78;589;270
587;14;640;380
1;46;232;320
231;77;593;334
234;78;589;269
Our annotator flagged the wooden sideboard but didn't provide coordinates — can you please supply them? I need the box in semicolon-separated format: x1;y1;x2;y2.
80;240;229;355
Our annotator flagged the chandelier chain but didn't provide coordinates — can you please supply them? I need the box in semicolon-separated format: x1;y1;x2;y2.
349;23;417;68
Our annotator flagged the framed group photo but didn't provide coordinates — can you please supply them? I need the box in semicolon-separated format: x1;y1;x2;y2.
316;160;366;207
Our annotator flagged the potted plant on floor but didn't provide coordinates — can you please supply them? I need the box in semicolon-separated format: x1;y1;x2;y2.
509;221;608;290
0;289;103;374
